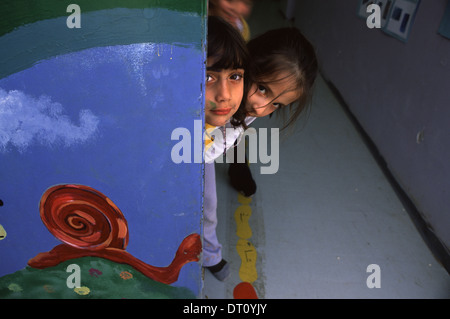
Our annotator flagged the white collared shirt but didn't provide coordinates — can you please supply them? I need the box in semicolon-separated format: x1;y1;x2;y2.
204;116;256;163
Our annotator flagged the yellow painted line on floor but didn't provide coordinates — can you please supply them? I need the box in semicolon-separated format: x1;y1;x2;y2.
236;238;258;283
234;205;252;239
237;192;252;205
234;193;258;285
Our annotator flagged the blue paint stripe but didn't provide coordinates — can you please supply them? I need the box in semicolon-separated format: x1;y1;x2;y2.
0;8;204;79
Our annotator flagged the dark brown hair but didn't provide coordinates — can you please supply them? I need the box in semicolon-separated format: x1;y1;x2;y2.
207;16;250;127
247;27;318;130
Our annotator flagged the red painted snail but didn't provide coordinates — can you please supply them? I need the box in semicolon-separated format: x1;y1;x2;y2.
28;184;201;285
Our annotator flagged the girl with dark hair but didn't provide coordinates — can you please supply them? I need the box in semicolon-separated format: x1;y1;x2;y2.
205;16;250;130
245;27;318;127
203;16;249;281
228;26;319;197
203;23;318;281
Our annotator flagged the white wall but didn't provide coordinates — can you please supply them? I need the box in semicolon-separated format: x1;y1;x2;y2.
293;0;450;251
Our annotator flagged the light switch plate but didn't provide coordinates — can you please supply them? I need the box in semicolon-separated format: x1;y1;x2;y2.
383;0;421;42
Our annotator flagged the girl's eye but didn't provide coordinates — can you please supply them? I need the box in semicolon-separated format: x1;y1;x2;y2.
230;73;243;81
273;103;281;109
206;74;213;82
257;85;266;95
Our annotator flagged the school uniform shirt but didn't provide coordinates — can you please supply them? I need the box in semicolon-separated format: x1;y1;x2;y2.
204;116;256;163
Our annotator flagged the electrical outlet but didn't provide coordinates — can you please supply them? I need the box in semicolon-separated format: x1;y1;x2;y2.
383;0;421;42
377;0;394;28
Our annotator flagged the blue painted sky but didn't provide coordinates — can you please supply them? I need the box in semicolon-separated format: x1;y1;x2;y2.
0;41;204;294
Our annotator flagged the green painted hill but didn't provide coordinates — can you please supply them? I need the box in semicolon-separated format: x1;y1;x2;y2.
0;257;195;299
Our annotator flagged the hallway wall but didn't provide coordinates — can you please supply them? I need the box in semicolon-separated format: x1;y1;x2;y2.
0;0;206;298
292;0;450;253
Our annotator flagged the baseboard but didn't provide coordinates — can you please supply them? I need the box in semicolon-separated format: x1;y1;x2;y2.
322;75;450;275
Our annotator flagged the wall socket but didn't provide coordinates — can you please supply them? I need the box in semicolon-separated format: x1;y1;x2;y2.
383;0;421;42
357;0;421;42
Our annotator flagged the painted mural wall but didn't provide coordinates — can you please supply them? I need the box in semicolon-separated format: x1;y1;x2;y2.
0;0;206;298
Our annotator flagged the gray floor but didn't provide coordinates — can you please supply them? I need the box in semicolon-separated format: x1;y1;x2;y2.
202;0;450;299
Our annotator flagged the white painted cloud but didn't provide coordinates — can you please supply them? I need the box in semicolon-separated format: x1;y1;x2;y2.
0;88;99;152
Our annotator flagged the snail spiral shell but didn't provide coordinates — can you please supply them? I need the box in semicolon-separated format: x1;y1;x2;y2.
29;184;201;284
40;184;129;250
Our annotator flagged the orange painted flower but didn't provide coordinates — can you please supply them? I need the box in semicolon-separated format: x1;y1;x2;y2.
119;271;133;280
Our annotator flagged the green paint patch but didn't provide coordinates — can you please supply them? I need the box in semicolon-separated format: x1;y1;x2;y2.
0;257;196;299
208;101;217;110
0;7;205;79
0;0;206;37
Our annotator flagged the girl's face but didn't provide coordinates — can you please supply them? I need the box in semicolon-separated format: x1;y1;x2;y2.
245;72;301;118
205;58;245;127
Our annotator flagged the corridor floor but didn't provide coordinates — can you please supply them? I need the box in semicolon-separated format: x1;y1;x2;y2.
201;0;450;299
202;72;449;299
